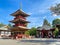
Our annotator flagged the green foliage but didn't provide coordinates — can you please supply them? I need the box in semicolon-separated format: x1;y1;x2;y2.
25;27;37;36
0;23;5;27
52;19;60;28
53;28;59;37
29;27;37;36
25;30;30;35
8;23;12;27
50;3;60;15
43;19;51;26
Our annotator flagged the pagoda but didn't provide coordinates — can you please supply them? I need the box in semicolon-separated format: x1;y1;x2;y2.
10;9;30;38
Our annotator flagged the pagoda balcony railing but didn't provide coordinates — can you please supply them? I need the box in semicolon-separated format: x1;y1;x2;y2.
13;24;26;27
14;16;26;20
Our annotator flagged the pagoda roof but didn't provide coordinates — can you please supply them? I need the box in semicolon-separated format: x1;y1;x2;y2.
10;26;30;31
10;18;30;23
37;25;52;30
11;9;29;17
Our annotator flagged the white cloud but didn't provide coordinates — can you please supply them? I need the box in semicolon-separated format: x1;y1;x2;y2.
27;0;60;28
43;16;47;19
53;14;57;17
27;12;33;15
27;17;43;28
53;0;60;4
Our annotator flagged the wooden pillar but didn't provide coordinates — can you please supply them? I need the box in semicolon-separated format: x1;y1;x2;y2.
41;31;43;38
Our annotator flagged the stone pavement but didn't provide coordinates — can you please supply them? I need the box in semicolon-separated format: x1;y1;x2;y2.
0;39;60;45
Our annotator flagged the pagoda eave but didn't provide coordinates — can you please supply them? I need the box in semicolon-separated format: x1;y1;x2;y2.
9;19;30;23
10;21;30;23
10;26;30;31
11;9;29;17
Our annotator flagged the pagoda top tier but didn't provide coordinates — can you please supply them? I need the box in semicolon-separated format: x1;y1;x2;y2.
11;9;29;17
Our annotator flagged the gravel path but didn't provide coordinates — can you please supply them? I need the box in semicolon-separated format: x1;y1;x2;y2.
0;39;60;45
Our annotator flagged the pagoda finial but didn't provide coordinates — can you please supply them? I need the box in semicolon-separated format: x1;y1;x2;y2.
20;1;22;10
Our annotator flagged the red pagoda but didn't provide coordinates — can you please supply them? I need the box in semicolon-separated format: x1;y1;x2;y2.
10;9;30;38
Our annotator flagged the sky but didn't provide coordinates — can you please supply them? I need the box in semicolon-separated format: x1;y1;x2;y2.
0;0;60;28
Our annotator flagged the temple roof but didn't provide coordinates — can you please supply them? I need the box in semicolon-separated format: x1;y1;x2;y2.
0;25;9;31
11;9;29;17
10;26;30;31
37;25;52;30
10;18;30;23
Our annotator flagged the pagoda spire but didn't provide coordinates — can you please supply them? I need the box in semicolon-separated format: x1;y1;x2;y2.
20;1;22;10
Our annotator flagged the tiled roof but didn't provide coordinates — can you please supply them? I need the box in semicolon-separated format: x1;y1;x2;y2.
37;25;52;30
11;9;29;17
10;18;30;23
0;26;9;31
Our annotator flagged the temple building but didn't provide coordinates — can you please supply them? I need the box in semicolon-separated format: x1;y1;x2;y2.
36;25;54;38
36;24;60;38
0;25;11;38
10;9;30;38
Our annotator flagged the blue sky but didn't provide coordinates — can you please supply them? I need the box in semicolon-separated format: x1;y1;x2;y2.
0;0;60;28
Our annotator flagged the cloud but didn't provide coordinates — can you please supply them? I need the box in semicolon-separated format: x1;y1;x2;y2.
0;0;60;28
27;16;44;28
52;14;57;17
53;0;60;4
27;12;33;15
43;16;47;19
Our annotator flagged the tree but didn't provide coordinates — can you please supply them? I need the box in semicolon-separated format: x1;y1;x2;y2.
50;3;60;15
25;30;30;35
53;28;59;38
25;27;37;36
8;23;12;27
0;23;5;27
29;27;37;36
52;19;60;28
43;19;51;26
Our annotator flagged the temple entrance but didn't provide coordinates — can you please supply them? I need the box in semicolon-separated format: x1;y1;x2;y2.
10;26;29;39
42;30;48;38
11;31;25;39
43;32;48;38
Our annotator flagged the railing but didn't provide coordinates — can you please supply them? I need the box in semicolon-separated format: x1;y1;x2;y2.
14;16;26;20
13;24;26;27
